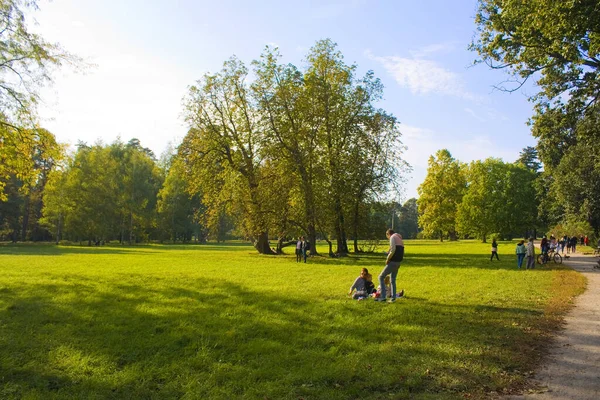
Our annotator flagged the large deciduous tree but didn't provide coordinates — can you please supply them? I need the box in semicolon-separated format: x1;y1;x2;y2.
417;149;466;241
182;40;405;255
182;58;277;254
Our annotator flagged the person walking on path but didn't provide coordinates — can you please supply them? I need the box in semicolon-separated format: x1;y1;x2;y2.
490;239;500;261
526;238;536;269
516;240;527;269
571;236;578;253
376;229;405;302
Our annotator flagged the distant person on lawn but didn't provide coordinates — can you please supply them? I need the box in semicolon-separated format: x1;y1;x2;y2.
376;229;405;302
515;240;526;269
295;237;303;263
490;239;500;261
302;238;310;263
526;238;536;269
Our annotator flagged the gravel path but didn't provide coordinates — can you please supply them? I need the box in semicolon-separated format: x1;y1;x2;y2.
506;253;600;400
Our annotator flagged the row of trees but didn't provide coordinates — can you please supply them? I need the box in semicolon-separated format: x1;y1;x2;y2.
417;149;538;241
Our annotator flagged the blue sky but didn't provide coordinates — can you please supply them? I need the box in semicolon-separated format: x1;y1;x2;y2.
33;0;537;200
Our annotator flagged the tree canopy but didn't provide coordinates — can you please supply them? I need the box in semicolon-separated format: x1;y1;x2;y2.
472;0;600;234
0;0;78;200
181;40;406;254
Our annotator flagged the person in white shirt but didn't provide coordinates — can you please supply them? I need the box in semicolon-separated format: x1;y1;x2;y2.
376;229;405;302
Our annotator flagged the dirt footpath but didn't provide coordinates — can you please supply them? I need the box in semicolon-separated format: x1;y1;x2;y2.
506;254;600;400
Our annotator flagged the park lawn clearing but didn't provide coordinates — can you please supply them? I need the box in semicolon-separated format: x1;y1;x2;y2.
0;240;585;399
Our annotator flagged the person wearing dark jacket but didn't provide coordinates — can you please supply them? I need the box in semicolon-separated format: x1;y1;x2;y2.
490;239;500;261
376;229;405;302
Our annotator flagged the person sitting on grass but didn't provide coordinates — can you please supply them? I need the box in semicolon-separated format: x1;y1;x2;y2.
348;268;370;300
365;273;376;296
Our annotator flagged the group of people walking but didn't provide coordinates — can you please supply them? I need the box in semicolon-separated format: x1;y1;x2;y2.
512;234;595;269
348;229;405;302
514;239;537;269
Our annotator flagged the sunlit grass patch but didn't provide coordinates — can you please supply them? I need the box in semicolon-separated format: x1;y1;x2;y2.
0;240;586;399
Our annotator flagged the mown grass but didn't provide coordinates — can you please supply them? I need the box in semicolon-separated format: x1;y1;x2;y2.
0;240;586;399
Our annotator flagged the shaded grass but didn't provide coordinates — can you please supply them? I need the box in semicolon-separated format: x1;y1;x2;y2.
0;240;586;399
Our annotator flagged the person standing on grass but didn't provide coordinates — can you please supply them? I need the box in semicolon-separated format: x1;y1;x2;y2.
490;238;500;261
301;238;310;263
376;229;405;302
515;240;526;269
295;237;303;262
526;238;536;269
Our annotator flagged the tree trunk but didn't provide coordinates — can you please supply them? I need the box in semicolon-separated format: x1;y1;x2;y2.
276;236;285;254
324;237;334;257
439;230;444;242
307;224;318;256
129;211;134;245
55;213;62;244
334;198;349;255
352;199;360;253
254;231;275;254
21;194;31;241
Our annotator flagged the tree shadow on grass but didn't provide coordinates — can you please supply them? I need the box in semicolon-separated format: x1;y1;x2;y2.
0;243;255;257
303;251;566;272
0;277;556;399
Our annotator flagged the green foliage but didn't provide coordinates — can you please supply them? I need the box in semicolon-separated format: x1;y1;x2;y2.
516;146;542;172
472;0;600;234
397;198;419;239
157;158;204;242
182;40;405;254
0;1;78;200
457;159;537;241
0;241;585;398
41;139;163;243
417;150;466;240
548;217;594;240
472;0;600;109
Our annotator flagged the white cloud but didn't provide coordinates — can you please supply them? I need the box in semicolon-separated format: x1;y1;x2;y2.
464;107;485;122
368;46;482;102
375;55;479;100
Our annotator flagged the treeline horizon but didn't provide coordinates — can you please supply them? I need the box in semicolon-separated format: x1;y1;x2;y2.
0;136;421;249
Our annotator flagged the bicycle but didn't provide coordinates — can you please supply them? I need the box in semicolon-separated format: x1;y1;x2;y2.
537;248;563;265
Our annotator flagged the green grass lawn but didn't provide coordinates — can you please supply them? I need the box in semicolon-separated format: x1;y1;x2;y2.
0;240;585;399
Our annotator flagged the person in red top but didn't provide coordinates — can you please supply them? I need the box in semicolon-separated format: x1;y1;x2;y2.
375;229;405;302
